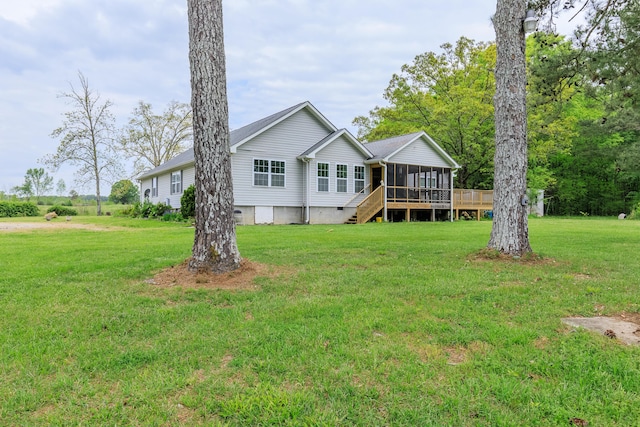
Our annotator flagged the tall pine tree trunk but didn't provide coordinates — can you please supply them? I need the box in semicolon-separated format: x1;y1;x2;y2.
488;0;532;256
187;0;241;273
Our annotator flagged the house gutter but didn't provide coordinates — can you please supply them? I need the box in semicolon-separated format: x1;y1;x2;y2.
298;157;311;224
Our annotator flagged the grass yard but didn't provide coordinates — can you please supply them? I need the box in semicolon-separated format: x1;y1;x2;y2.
1;217;639;425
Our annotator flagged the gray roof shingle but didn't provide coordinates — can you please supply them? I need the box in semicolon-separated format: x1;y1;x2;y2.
364;132;424;159
138;101;309;179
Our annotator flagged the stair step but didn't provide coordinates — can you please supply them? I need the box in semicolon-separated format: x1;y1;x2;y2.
345;215;358;224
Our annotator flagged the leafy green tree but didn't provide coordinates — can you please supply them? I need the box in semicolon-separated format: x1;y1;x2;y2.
120;101;193;175
353;37;496;189
12;168;53;202
11;181;33;200
56;179;66;197
525;2;640;215
526;33;581;194
43;71;122;216
109;180;139;204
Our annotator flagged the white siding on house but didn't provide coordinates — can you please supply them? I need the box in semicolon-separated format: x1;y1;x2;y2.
232;108;332;207
388;138;451;168
140;178;153;201
137;104;459;225
141;168;190;208
308;134;369;207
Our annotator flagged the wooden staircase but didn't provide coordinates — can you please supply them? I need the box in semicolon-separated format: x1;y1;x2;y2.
344;185;384;224
344;214;358;224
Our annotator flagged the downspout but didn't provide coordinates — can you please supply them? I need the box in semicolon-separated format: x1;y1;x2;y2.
304;158;311;224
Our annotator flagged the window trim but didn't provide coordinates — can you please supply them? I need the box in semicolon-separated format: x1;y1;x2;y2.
253;158;286;188
170;170;183;195
354;165;365;194
317;162;329;192
336;163;348;193
270;160;286;188
151;176;158;197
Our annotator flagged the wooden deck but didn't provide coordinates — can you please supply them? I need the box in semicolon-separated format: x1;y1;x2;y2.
349;188;494;223
453;189;493;220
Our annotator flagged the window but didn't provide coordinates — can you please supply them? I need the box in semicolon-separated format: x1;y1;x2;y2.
354;165;365;193
254;159;285;187
317;162;329;192
336;164;348;193
170;171;182;194
151;177;158;197
271;161;285;187
254;159;269;186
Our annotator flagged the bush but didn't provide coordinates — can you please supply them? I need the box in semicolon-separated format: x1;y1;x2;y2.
152;202;170;218
0;201;39;217
61;199;74;207
181;185;195;218
161;212;186;222
135;200;154;218
128;201;171;219
47;206;78;216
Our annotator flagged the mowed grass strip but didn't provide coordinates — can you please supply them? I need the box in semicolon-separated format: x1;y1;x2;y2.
1;217;639;425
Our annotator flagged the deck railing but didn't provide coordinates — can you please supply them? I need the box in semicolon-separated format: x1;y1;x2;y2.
386;187;451;204
342;183;371;208
453;189;494;209
356;185;384;224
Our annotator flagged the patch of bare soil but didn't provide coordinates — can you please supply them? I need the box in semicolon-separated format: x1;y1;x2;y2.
469;248;556;265
562;315;640;345
0;221;116;232
147;259;288;290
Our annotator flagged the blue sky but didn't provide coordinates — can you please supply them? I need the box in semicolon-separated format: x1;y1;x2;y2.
1;1;506;194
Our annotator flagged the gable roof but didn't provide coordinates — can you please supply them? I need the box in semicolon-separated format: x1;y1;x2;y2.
297;129;373;160
365;131;461;169
230;101;337;153
139;101;336;179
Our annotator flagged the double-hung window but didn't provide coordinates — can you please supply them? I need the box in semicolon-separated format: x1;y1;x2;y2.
336;164;348;193
270;161;285;187
354;166;365;193
151;177;158;197
170;170;182;194
317;162;329;192
254;159;285;187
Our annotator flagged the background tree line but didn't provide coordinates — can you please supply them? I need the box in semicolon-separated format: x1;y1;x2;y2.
33;72;193;215
354;1;640;216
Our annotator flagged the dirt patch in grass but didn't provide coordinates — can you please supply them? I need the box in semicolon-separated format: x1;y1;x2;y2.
469;248;556;265
148;258;288;290
0;221;117;232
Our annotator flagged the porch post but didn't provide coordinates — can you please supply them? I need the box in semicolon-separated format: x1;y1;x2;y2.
450;169;455;222
382;162;388;222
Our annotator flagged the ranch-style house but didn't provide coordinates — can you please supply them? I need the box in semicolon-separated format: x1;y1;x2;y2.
138;101;495;224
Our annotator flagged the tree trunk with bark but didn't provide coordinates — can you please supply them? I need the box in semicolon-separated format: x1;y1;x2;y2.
487;0;533;255
187;0;241;273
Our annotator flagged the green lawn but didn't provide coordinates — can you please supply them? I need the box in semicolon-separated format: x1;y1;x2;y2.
1;217;639;426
